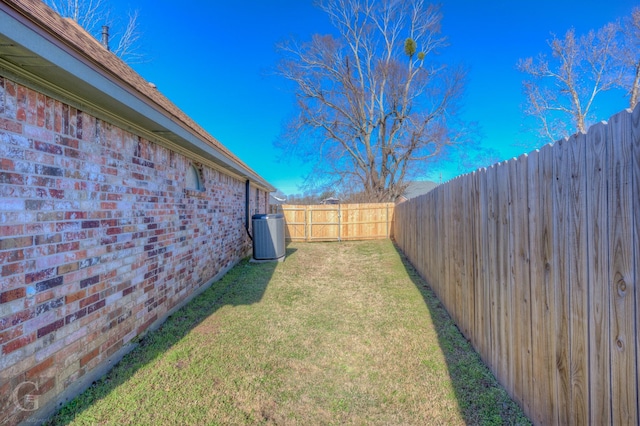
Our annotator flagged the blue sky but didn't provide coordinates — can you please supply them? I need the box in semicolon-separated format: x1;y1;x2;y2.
110;0;637;195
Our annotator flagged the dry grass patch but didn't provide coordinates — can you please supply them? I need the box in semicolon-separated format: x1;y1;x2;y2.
47;240;529;425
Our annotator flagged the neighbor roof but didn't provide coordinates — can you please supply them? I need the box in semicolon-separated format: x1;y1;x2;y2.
402;181;439;199
0;0;274;191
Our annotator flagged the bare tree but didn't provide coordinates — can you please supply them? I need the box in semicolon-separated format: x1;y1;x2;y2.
276;0;467;202
518;24;621;143
43;0;144;63
619;6;640;108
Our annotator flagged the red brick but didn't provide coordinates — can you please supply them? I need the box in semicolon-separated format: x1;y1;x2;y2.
65;289;86;304
36;319;64;338
39;377;56;398
87;282;106;296
34;165;63;177
68;107;77;137
36;92;45;127
102;270;117;281
49;189;65;199
104;340;123;358
0;75;3;105
57;262;79;275
35;290;54;304
34;233;62;246
75;111;84;139
60;104;69;134
78;257;99;270
1;261;25;277
56;242;79;253
53;101;62;133
25;356;54;380
26;88;36;125
80;347;99;367
0;287;25;304
137;314;157;335
65;307;87;325
0;224;24;236
36;212;64;222
2;332;35;354
1;158;15;170
64;147;80;158
106;227;122;235
100;202;117;210
16;85;27;121
80;275;100;288
0;117;22;133
81;220;99;229
25;267;55;284
44;96;54;130
0;236;33;250
0;309;34;331
79;293;99;309
64;211;86;220
0;324;23;344
63;249;86;262
35;297;64;315
0;171;24;184
35;276;63;293
34;140;62;155
87;299;105;314
107;307;123;322
0;249;24;264
102;166;117;176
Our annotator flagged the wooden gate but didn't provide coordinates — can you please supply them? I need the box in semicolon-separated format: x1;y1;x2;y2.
280;203;395;242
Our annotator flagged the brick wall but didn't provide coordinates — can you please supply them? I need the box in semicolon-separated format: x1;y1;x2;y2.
0;75;266;425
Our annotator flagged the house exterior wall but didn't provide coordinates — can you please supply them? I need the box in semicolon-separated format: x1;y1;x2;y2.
0;75;267;425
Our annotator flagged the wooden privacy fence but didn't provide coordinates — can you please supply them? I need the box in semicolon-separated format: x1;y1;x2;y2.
393;105;640;426
280;203;394;242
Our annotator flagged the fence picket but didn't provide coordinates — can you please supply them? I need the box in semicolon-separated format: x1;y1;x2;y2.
529;147;557;425
568;132;589;424
506;160;518;402
633;104;640;426
514;155;533;415
586;121;611;425
608;110;638;425
472;171;485;359
553;137;571;425
497;162;510;390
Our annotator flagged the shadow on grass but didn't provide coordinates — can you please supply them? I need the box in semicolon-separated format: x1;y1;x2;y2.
46;247;298;425
392;243;530;425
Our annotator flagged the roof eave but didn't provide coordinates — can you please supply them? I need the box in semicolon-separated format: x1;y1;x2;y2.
0;2;275;192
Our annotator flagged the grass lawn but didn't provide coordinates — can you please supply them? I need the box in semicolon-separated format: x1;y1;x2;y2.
47;240;530;425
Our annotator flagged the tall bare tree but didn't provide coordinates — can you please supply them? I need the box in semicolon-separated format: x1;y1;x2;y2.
43;0;143;63
619;6;640;108
518;24;621;143
276;0;467;202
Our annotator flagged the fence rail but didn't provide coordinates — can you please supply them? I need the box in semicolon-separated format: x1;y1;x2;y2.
393;105;640;425
280;203;395;242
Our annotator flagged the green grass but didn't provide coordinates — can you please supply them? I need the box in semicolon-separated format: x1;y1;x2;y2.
47;240;530;425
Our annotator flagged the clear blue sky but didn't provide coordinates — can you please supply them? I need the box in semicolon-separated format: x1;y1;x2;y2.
110;0;637;195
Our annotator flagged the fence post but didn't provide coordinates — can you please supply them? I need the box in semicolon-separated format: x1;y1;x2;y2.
338;204;342;242
386;204;389;238
304;206;313;242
